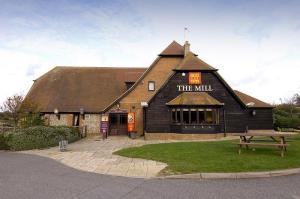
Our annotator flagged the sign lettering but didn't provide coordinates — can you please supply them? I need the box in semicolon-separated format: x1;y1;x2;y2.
177;85;213;92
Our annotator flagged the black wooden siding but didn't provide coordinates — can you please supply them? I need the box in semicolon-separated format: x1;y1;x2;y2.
145;71;273;134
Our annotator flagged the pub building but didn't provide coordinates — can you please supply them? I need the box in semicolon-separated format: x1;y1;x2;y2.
24;41;274;140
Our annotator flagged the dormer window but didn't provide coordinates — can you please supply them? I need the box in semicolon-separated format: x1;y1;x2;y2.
125;82;135;90
148;81;155;91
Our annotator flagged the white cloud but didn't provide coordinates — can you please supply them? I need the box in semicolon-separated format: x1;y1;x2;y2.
0;0;299;105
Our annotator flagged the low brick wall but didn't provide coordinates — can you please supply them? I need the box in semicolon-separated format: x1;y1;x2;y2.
144;132;225;140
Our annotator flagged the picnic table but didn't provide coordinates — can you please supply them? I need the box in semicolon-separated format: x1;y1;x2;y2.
233;131;295;157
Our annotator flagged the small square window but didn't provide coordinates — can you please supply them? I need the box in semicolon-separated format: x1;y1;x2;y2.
148;81;155;91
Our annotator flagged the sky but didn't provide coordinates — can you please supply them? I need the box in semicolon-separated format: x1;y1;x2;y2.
0;0;299;105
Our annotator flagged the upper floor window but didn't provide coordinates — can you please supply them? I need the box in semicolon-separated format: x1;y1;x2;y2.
125;82;135;90
148;81;155;91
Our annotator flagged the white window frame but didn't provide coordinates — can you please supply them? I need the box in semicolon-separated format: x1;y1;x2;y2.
148;81;155;91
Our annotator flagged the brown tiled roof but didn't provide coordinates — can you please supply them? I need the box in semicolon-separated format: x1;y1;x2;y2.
25;67;147;113
159;41;198;57
234;90;273;108
159;41;184;56
175;52;217;71
166;92;223;106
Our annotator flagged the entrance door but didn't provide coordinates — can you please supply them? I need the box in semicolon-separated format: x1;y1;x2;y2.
109;113;128;135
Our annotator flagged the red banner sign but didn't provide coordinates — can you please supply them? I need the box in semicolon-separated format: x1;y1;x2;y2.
127;112;135;132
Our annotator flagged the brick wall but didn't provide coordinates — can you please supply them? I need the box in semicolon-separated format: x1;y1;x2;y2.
109;57;183;136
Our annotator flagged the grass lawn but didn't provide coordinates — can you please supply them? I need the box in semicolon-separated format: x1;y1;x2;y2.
114;135;300;175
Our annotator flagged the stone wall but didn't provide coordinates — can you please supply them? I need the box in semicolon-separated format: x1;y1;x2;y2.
80;114;101;136
45;113;100;136
47;114;73;126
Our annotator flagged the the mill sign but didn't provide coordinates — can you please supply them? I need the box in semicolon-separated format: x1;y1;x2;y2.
177;72;213;92
177;85;213;92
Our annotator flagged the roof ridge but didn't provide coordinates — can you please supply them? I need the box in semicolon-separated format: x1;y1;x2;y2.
54;66;147;69
175;52;217;71
159;40;185;56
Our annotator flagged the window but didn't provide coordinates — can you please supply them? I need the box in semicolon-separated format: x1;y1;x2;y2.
190;108;197;124
176;109;181;123
206;109;213;124
172;109;181;124
182;108;189;124
120;114;127;125
170;108;219;125
125;82;135;90
73;114;79;126
148;81;155;91
172;109;176;122
198;109;205;124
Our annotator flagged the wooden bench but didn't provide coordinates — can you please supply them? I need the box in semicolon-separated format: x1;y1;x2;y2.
232;132;295;157
235;142;290;157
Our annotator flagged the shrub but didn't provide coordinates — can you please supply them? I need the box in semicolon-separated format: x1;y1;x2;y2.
19;113;45;128
0;133;9;150
4;126;81;151
274;115;300;129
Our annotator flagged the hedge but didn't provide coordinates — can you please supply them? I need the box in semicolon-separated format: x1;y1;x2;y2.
0;133;9;150
1;126;81;151
274;115;300;129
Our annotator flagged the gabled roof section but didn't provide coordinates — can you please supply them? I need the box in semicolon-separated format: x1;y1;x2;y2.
159;41;184;56
24;66;147;113
234;90;273;108
166;92;223;106
175;52;217;71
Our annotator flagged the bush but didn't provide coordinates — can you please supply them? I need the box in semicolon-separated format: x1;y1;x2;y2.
19;113;45;128
0;133;9;150
4;126;81;151
274;115;300;129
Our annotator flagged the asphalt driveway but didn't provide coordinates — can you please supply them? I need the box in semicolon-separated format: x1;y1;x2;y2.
1;152;300;199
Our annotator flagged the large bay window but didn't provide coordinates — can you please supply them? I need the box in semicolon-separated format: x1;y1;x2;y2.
171;108;219;125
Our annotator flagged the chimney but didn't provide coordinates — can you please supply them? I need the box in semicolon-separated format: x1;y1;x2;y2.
184;41;190;57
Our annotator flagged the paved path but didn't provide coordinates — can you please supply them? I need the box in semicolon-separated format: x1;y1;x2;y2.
20;136;168;178
20;136;235;178
1;152;300;199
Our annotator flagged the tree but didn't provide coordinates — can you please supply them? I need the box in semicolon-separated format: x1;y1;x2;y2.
274;93;300;130
19;100;44;128
0;94;44;128
0;94;24;127
294;93;300;106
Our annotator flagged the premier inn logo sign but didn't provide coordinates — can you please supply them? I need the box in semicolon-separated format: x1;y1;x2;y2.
177;72;213;92
189;72;201;84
